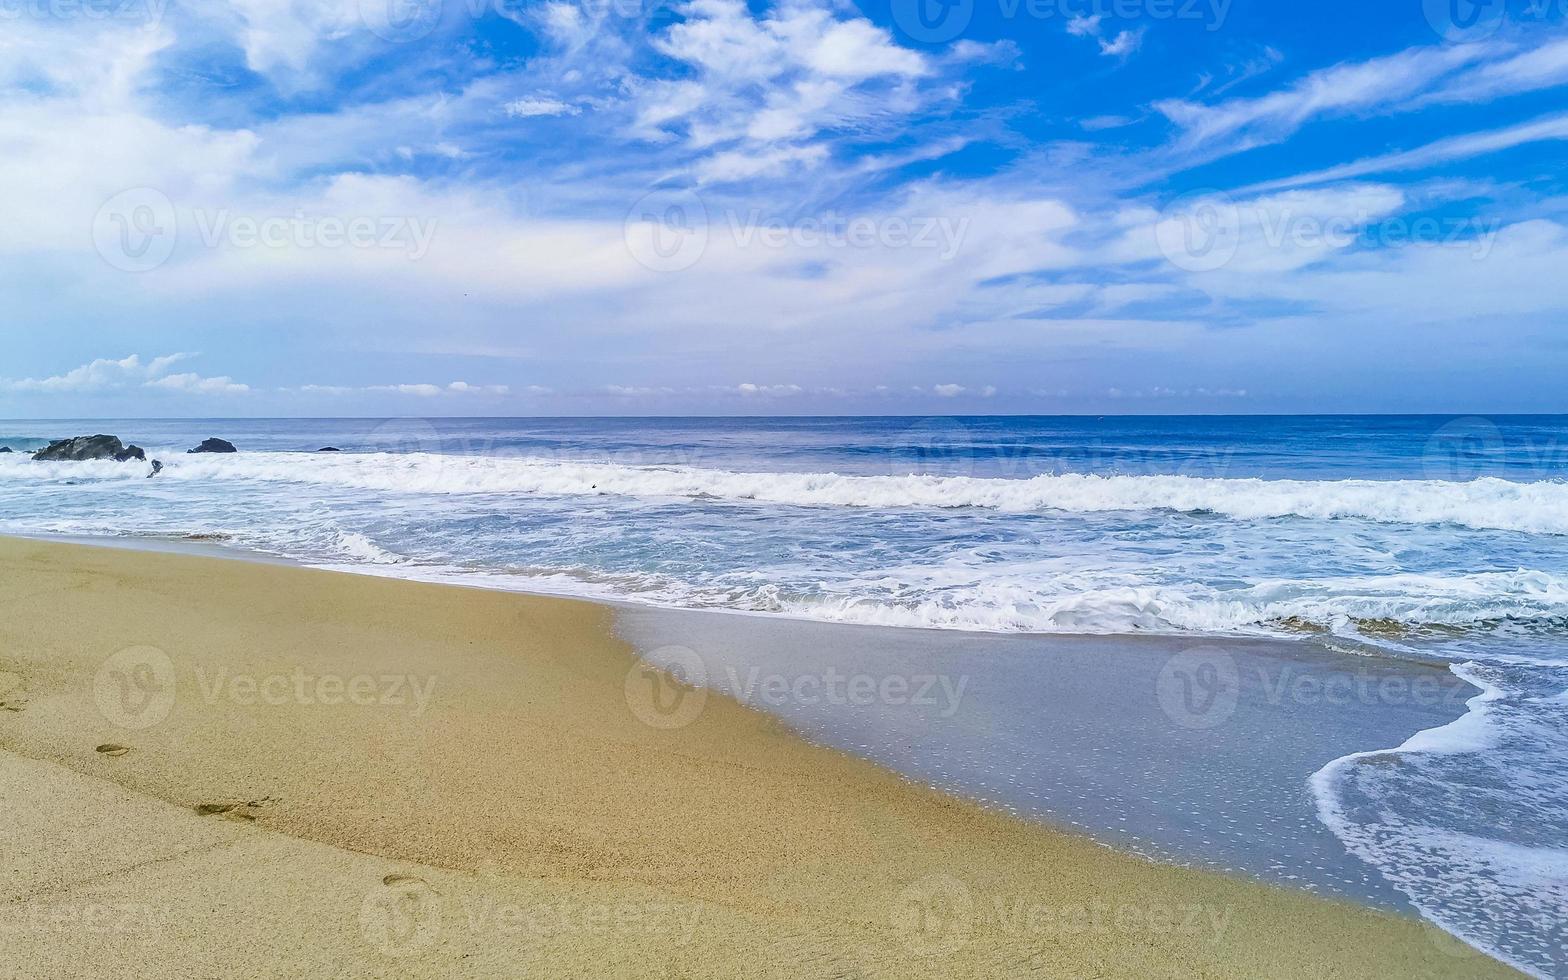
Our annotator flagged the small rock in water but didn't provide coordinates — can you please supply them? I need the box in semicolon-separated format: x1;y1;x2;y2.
187;438;237;454
316;446;341;452
0;446;11;453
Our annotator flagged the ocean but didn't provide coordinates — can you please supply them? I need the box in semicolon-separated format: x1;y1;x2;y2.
1;415;1564;974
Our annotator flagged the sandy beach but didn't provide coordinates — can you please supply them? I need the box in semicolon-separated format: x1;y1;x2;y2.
0;536;1519;978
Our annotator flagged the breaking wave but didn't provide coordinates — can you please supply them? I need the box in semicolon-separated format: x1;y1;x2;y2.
9;452;1568;534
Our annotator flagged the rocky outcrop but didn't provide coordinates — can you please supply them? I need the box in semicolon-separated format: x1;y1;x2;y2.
33;435;146;462
0;447;11;453
187;438;237;454
316;447;341;452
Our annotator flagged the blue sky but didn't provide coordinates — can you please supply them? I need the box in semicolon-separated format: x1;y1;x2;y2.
2;0;1566;416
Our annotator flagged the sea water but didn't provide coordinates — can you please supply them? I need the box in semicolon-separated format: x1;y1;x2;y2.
0;415;1563;974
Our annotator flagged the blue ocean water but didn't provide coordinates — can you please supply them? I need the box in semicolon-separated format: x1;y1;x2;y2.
1;415;1564;974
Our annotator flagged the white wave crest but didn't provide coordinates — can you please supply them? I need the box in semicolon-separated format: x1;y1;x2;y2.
7;451;1568;533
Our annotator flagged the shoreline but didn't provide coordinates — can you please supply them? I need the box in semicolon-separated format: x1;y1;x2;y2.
2;529;1457;666
0;535;1519;976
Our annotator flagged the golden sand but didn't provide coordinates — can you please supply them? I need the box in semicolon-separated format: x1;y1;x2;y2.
0;537;1517;978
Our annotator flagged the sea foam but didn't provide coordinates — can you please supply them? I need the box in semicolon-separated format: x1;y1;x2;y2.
9;451;1568;534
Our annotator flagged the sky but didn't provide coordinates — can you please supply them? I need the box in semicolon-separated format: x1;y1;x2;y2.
1;0;1566;417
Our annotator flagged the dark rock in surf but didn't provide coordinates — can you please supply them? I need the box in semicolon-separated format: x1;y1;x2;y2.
32;435;144;463
187;438;237;454
316;446;341;452
0;447;11;453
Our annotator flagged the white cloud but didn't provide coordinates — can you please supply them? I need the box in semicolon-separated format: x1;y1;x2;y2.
1156;43;1491;153
1066;15;1101;37
1099;30;1144;59
2;353;255;396
5;353;191;392
145;372;250;394
504;97;579;118
1242;111;1568;193
634;0;940;183
1063;14;1140;59
734;382;804;396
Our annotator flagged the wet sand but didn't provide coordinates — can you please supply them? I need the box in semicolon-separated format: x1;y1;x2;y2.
0;537;1518;977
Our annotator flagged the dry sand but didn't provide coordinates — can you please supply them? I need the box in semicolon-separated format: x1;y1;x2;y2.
0;536;1518;978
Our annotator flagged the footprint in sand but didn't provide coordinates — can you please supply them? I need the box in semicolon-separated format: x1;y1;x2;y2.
195;798;273;822
0;671;26;712
95;744;131;757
